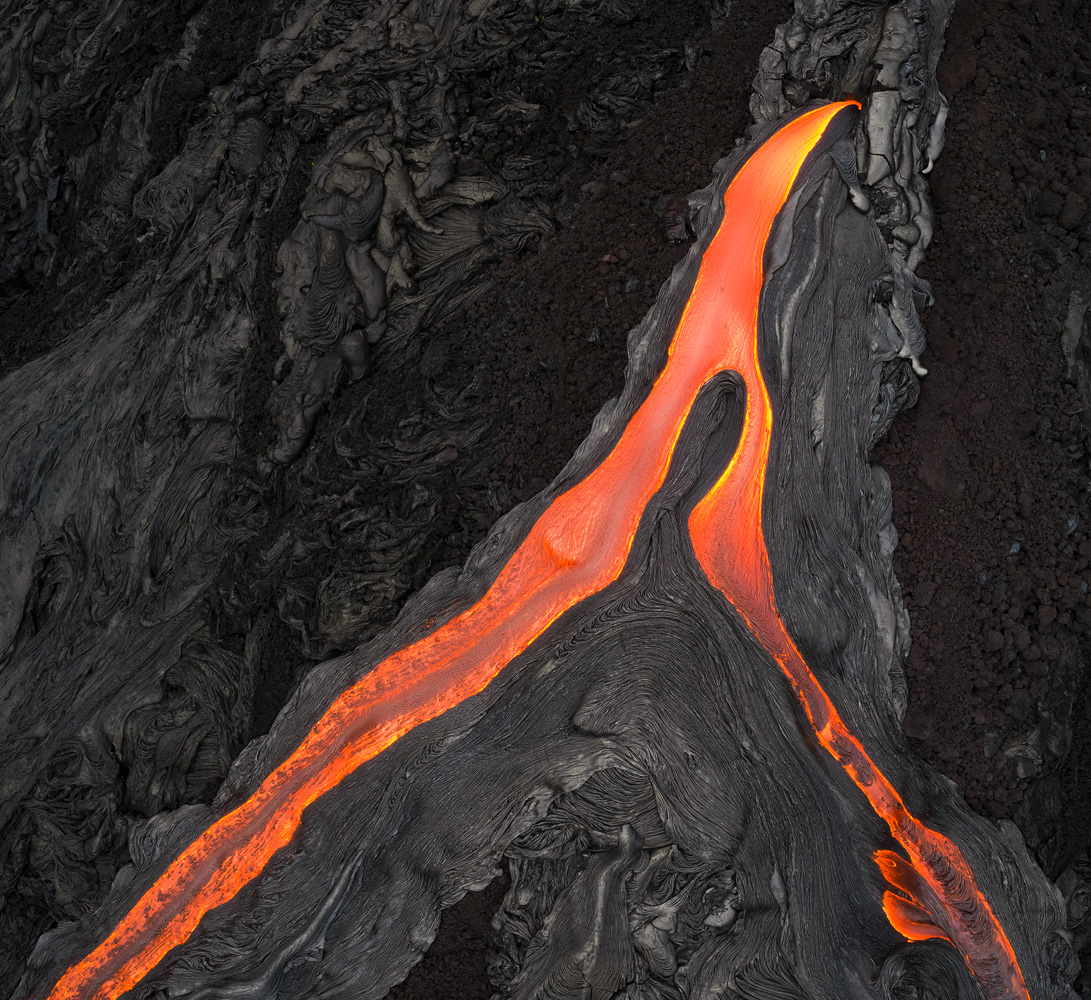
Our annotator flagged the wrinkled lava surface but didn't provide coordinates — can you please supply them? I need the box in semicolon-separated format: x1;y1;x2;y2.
391;1;1091;996
1;0;1087;995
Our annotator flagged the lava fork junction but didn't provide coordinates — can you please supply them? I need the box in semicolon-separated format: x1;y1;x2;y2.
17;102;1073;1000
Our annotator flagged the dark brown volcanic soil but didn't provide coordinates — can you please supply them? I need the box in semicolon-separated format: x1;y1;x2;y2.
388;1;1091;997
884;0;1091;865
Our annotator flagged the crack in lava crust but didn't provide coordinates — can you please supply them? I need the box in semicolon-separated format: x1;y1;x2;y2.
42;101;1028;1000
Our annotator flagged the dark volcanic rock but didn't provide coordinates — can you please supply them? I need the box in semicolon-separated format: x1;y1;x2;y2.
1;0;1089;995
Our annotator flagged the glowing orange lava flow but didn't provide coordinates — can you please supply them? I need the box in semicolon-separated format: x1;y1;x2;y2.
46;102;1026;1000
683;119;1030;999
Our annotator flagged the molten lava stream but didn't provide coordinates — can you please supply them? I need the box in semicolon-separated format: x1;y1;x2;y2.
684;124;1029;997
43;101;1025;1000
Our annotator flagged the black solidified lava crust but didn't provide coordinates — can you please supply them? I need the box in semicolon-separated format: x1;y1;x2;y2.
1;0;1089;996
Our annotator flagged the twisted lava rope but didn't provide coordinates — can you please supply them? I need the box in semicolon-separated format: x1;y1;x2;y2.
44;101;1028;1000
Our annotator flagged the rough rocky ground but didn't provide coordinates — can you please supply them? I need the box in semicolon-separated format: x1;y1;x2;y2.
382;0;1091;996
1;0;1088;995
